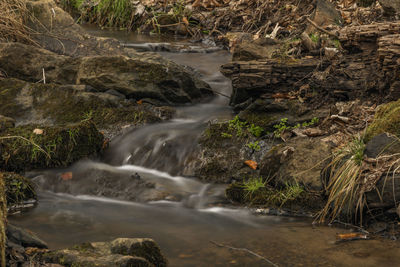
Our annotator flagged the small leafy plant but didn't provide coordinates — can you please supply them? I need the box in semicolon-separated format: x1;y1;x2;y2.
247;141;261;151
242;177;266;198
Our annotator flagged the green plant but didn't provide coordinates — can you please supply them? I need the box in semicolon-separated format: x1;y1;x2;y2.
82;110;93;122
273;118;290;137
228;115;248;137
271;182;304;207
318;136;366;223
273;117;319;138
247;141;261;151
310;33;319;43
242;177;266;198
248;124;264;137
221;132;232;138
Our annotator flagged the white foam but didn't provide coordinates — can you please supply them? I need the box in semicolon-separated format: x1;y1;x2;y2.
117;164;188;184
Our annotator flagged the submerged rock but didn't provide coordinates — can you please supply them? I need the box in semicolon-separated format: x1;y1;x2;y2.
44;238;167;267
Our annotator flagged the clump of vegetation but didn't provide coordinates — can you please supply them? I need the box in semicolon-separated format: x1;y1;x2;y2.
318;136;366;223
226;177;305;207
61;0;136;29
273;117;319;138
0;121;103;172
3;172;36;206
0;0;37;45
247;141;261;151
365;99;400;141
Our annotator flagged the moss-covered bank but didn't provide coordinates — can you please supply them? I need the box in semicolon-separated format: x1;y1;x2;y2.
365;99;400;141
0;121;103;172
0;173;6;267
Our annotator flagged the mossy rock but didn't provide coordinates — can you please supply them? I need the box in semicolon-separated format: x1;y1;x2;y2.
3;172;36;207
365;99;400;142
0;121;103;172
0;78;166;129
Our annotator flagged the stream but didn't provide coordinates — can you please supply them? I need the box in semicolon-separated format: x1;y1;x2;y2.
9;28;400;266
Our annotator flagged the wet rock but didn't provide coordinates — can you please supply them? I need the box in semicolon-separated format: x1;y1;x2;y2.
0;121;103;172
306;0;342;33
0;115;15;132
260;137;332;189
232;38;280;61
6;224;48;249
365;133;400;158
0;42;213;105
33;165;178;203
44;238;167;267
378;0;400;16
0;78;169;130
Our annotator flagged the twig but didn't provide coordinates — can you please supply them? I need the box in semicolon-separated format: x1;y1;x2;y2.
306;18;338;38
329;220;370;234
210;241;279;267
42;68;46;84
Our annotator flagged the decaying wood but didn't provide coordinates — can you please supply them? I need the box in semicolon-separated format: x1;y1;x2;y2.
221;58;328;105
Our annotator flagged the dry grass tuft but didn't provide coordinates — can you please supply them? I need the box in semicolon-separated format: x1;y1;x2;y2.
318;136;366;224
0;0;37;45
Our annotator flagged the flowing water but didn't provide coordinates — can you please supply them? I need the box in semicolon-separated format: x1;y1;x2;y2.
9;29;400;266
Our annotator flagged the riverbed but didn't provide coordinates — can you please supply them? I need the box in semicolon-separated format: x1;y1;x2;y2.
9;28;400;266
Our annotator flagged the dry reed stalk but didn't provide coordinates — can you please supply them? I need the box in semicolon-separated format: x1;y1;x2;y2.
0;0;37;45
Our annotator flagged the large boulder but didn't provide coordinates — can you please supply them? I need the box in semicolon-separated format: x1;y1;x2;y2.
260;137;332;190
0;78;169;129
365;99;400;141
0;43;213;105
43;238;167;267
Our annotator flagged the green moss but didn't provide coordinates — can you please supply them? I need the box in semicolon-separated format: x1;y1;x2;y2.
226;181;307;208
3;172;36;207
0;79;162;129
365;99;400;141
0;121;103;172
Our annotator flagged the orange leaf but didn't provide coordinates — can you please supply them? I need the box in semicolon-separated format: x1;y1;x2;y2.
336;233;368;242
137;100;143;105
61;172;73;181
182;17;189;26
244;160;257;170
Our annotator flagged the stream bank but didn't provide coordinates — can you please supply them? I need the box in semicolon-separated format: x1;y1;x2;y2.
2;0;400;266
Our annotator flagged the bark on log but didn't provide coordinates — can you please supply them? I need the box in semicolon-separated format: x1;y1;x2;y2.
221;58;328;105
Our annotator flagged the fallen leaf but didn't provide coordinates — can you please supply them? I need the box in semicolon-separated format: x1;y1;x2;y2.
33;128;43;135
244;160;257;170
182;17;189;26
137;99;143;105
60;172;73;181
336;232;368;243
